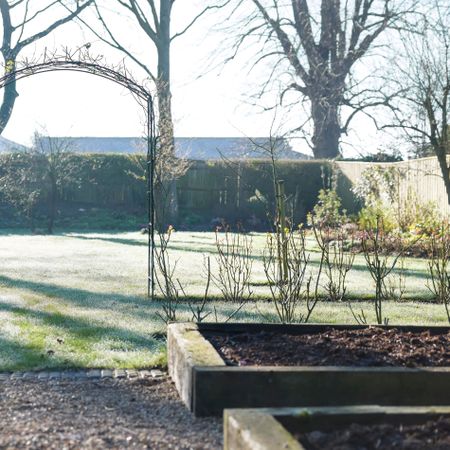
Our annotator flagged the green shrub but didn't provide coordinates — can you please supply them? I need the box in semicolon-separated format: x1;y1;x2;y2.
358;200;397;233
308;188;346;228
405;202;442;237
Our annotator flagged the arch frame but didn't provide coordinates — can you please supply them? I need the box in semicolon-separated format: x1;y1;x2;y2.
0;53;157;298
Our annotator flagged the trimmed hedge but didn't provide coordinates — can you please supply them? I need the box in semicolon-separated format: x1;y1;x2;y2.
177;160;335;227
0;153;357;229
59;154;146;206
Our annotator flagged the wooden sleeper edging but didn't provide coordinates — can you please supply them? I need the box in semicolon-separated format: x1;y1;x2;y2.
167;322;450;417
223;405;450;450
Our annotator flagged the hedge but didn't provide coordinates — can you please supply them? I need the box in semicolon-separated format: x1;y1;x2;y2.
0;153;357;229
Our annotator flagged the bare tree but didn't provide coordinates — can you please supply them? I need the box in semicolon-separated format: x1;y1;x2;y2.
386;2;450;203
0;131;81;233
0;0;94;134
32;132;81;234
81;1;229;223
222;0;418;159
0;150;44;231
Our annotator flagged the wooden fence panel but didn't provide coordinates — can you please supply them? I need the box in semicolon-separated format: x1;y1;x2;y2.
336;157;450;215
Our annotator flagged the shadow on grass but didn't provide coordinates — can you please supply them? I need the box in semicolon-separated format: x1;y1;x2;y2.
65;235;438;282
0;274;148;309
329;260;430;280
0;334;58;371
65;233;267;261
67;234;147;247
67;233;225;257
7;231;429;282
0;229;143;237
0;273;187;326
0;300;165;371
0;274;267;326
0;300;160;347
66;235;222;256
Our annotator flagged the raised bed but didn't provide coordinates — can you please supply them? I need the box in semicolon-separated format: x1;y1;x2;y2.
224;405;450;450
167;322;450;416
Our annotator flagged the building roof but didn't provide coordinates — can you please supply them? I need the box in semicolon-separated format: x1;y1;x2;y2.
39;136;310;160
0;136;27;152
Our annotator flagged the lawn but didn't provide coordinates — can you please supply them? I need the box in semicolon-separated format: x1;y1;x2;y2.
0;230;447;372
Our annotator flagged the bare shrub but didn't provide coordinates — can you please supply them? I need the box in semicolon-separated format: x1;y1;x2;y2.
427;228;450;323
348;303;369;325
263;228;322;324
212;229;253;302
155;227;254;324
383;256;407;302
187;257;212;323
358;217;417;325
154;227;181;323
154;231;213;323
311;219;355;303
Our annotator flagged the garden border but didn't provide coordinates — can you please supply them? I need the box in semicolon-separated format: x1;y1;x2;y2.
168;322;450;416
224;405;450;450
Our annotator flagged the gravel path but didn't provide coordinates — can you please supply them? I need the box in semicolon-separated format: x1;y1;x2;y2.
0;375;222;449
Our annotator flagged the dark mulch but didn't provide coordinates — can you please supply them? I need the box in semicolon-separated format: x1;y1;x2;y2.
0;377;221;449
204;327;450;367
297;417;450;450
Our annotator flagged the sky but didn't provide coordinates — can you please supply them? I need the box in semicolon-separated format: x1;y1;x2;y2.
0;1;388;158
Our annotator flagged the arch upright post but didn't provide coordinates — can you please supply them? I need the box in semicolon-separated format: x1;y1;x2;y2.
147;97;156;299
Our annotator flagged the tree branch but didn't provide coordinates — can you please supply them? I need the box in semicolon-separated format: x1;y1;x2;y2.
171;1;232;41
16;0;94;52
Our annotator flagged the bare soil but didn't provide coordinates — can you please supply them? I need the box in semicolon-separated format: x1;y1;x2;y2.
203;327;450;367
297;417;450;449
0;377;221;449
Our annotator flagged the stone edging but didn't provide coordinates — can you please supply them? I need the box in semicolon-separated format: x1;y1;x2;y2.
0;369;166;382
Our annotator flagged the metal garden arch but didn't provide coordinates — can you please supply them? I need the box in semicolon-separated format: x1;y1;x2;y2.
0;52;157;298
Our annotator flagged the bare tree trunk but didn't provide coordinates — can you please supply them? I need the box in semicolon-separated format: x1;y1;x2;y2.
0;68;18;134
436;148;450;205
0;1;17;134
47;175;57;234
311;97;341;159
156;0;178;226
